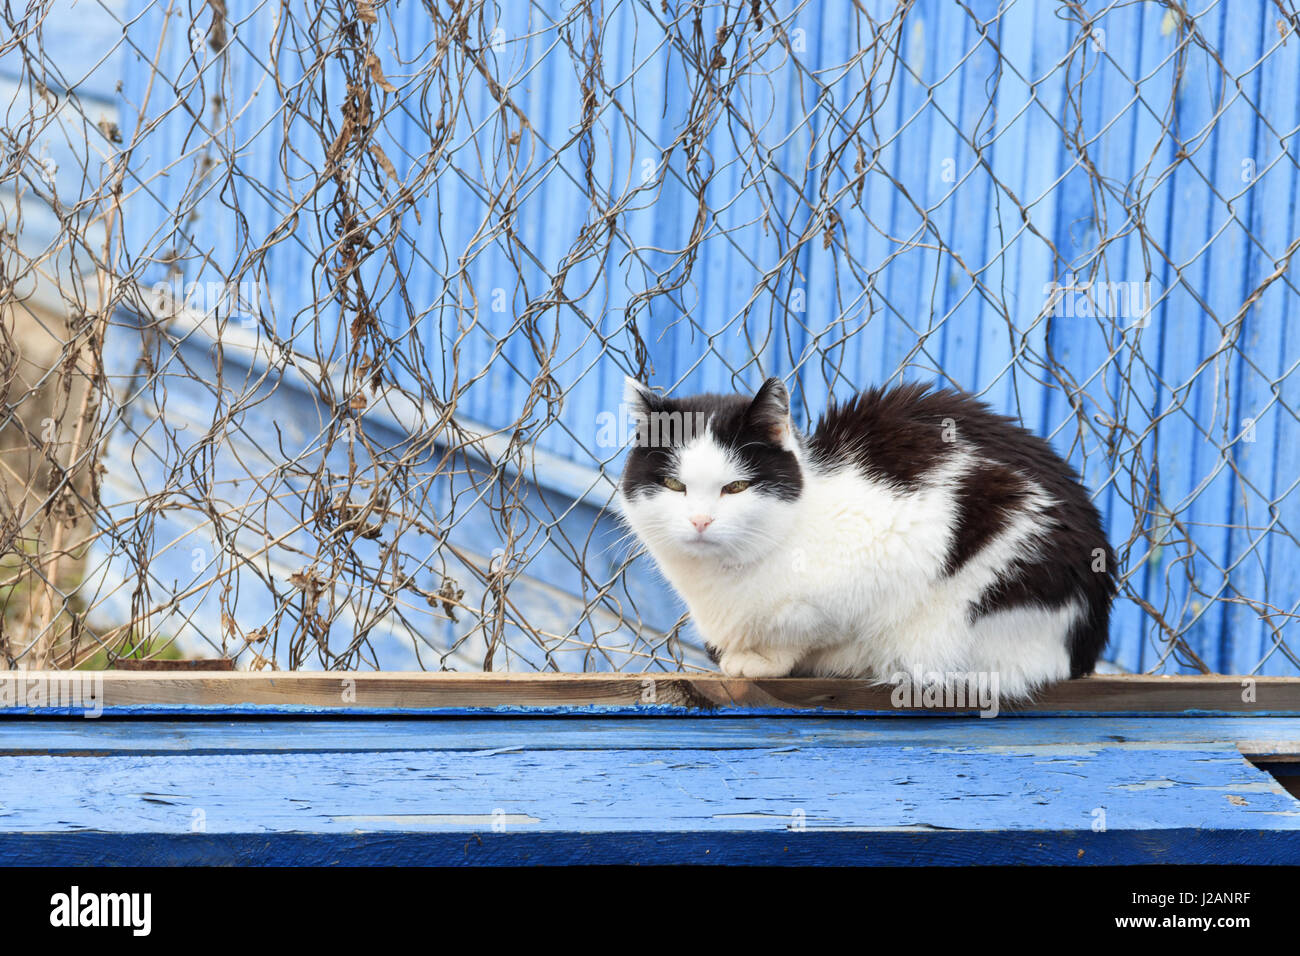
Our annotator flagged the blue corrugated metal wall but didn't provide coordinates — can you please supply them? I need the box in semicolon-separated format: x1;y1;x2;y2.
36;0;1300;671
0;1;124;312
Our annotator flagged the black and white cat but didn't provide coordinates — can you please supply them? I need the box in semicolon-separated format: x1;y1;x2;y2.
618;376;1115;699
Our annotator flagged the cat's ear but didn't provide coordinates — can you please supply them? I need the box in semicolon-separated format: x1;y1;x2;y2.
623;377;664;448
622;375;660;413
747;377;796;450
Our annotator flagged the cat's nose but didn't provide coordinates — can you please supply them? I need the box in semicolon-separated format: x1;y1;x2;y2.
689;514;714;533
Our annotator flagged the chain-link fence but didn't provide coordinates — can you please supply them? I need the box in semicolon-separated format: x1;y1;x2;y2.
2;0;1298;674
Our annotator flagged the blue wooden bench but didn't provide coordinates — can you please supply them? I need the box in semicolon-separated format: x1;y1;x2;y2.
2;674;1298;865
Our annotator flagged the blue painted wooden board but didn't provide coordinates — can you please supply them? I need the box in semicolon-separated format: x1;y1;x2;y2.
6;828;1300;867
1;716;1297;865
3;716;1300;755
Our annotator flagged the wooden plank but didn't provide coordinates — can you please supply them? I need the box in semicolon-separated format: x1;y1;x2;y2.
2;672;1299;716
1;740;1292;834
1;727;1297;865
2;716;1299;758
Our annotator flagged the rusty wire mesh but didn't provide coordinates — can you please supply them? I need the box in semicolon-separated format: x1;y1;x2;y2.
1;0;1299;673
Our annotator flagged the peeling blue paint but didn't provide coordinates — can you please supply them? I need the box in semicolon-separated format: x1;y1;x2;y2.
2;714;1298;865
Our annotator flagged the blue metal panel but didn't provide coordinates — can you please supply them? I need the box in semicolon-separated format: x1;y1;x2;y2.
1229;16;1300;676
91;309;690;669
0;0;125;100
0;1;126;305
89;1;1300;672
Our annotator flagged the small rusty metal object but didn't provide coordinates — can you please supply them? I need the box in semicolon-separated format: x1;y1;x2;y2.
112;658;236;671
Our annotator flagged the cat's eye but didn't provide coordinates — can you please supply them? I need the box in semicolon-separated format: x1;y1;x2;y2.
661;477;686;492
721;480;751;494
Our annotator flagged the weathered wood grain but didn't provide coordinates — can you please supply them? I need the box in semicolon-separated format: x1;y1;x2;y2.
1;671;1297;716
1;724;1297;865
2;742;1293;833
4;701;1298;864
3;716;1300;757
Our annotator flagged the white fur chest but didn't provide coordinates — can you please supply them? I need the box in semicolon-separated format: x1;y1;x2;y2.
647;467;960;655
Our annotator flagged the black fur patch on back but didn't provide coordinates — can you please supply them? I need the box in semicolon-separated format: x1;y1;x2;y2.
943;460;1031;576
807;382;959;486
808;382;1117;677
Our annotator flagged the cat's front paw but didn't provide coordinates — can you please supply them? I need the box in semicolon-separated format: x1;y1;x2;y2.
718;648;795;679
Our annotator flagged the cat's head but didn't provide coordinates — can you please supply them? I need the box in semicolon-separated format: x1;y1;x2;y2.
618;376;804;566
